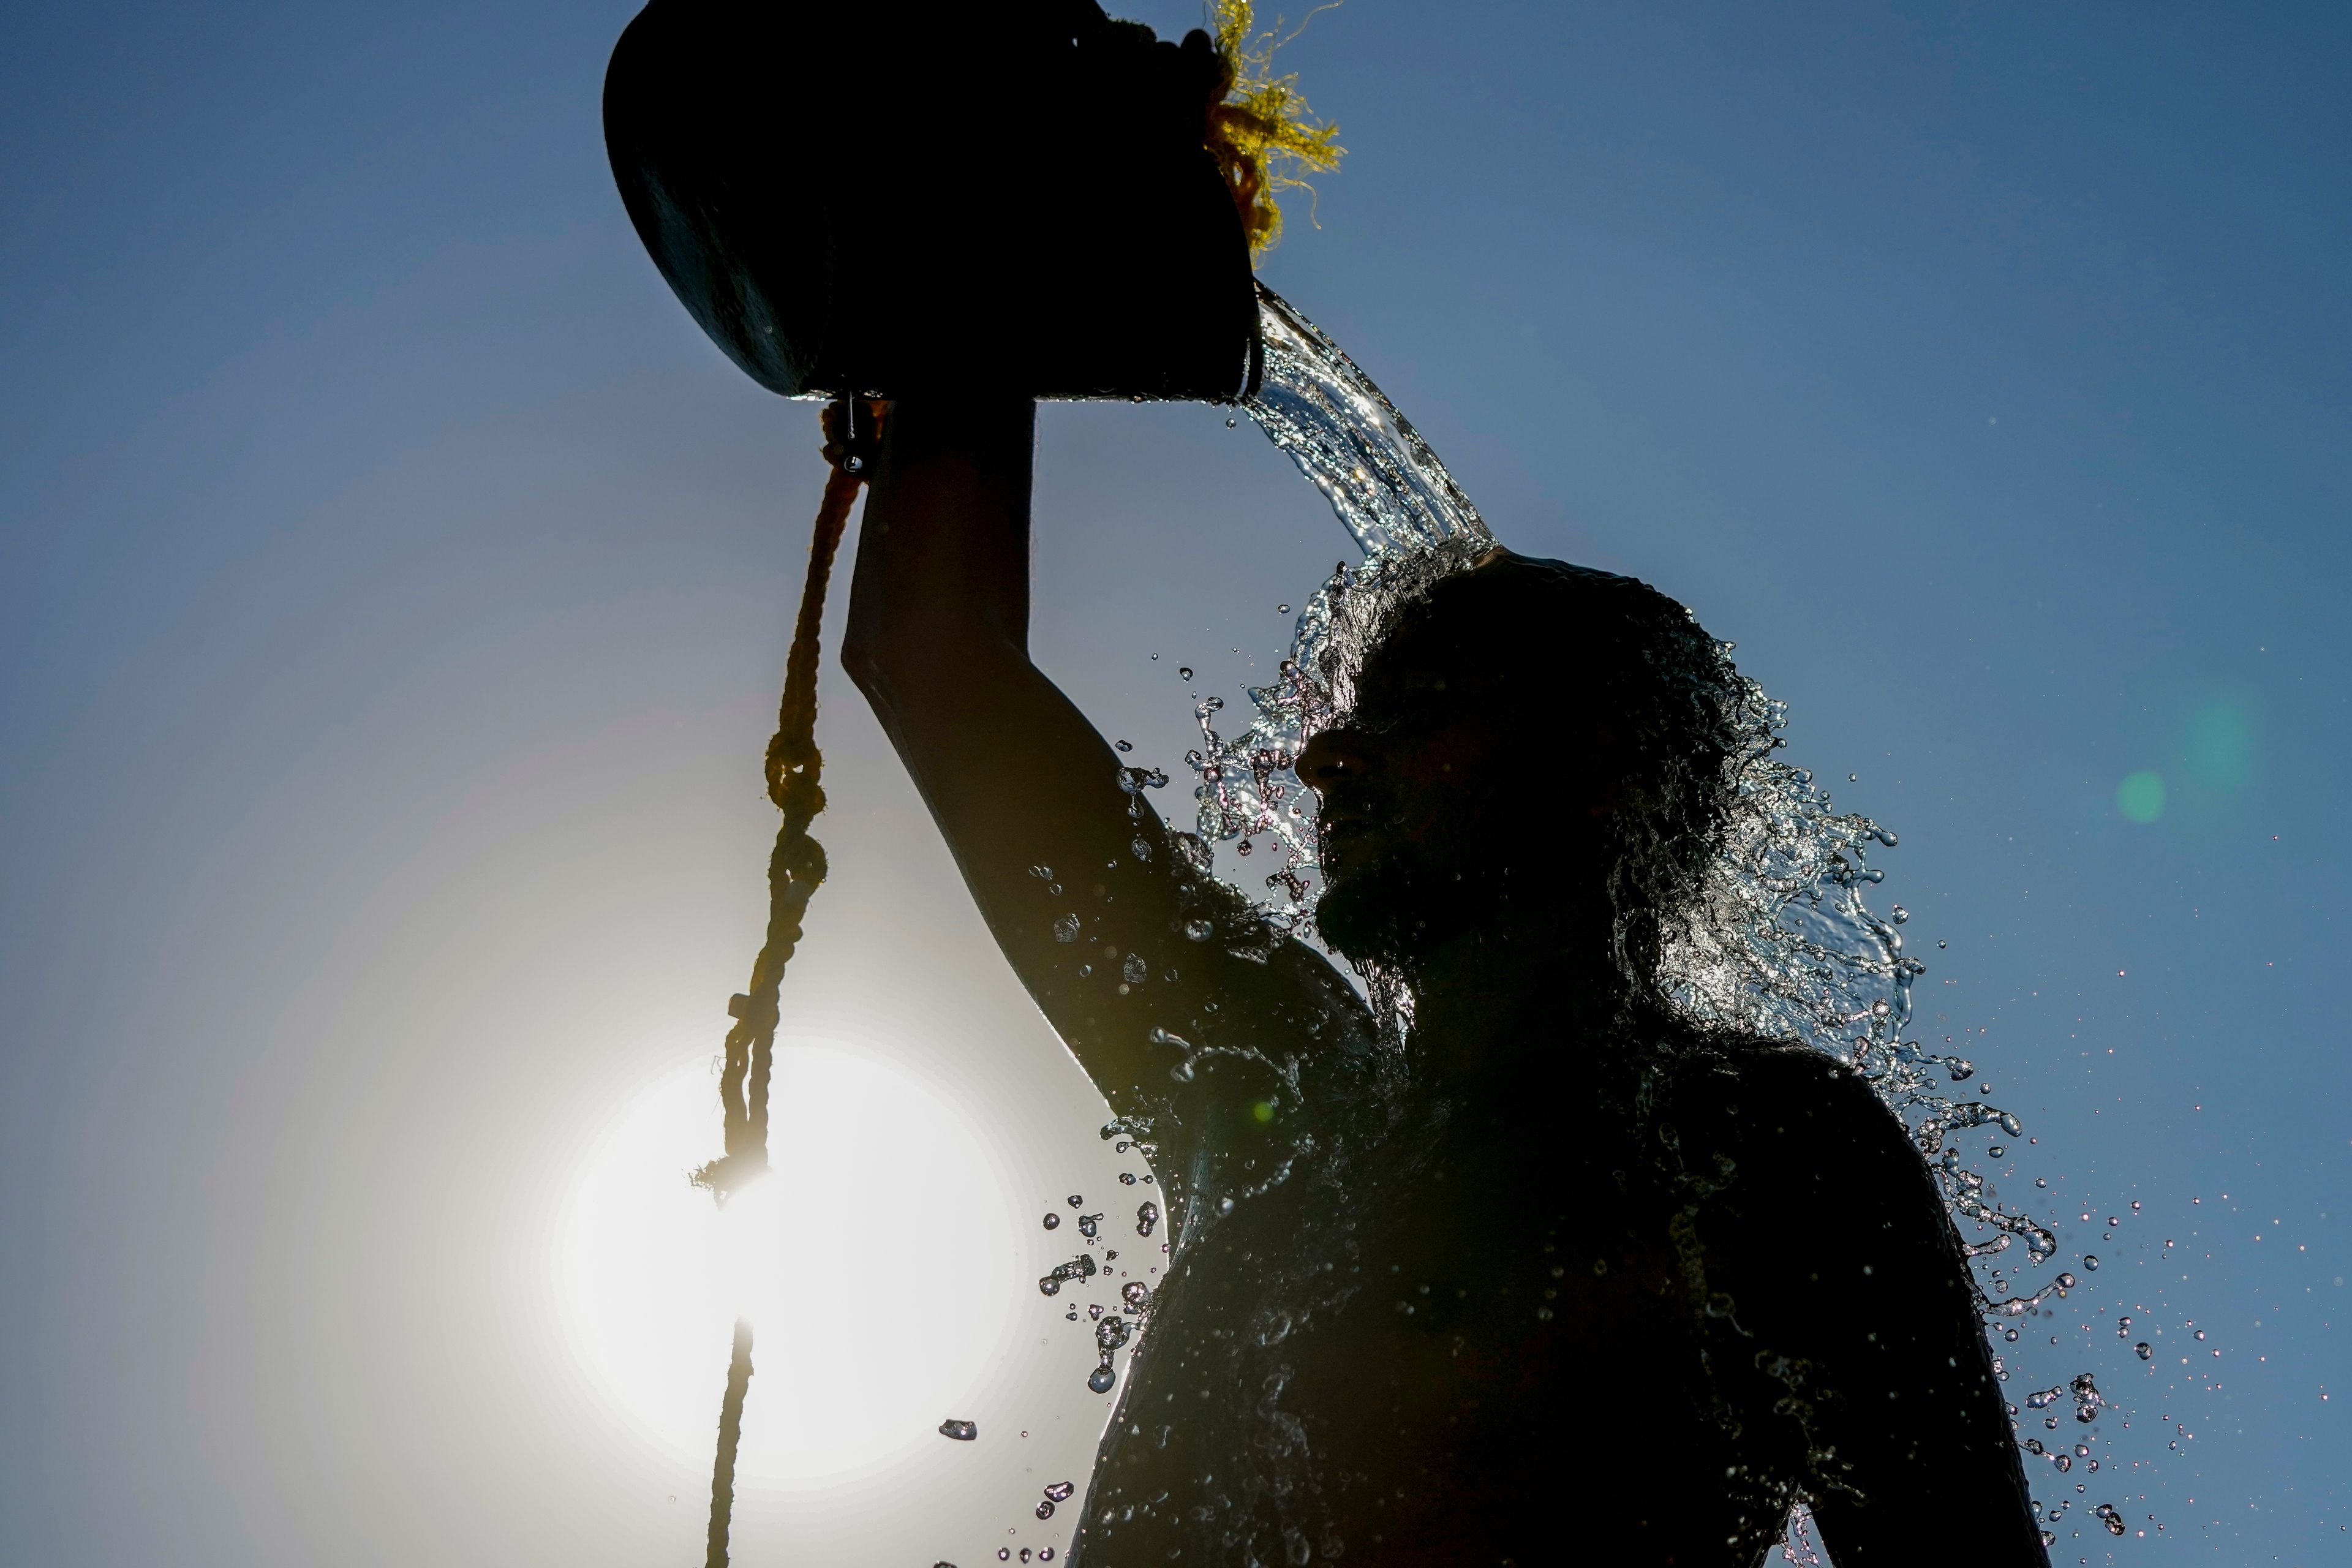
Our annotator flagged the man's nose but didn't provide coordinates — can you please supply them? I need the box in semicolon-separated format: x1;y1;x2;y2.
1297;726;1377;793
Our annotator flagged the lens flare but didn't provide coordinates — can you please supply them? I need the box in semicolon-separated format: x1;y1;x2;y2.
2117;771;2166;824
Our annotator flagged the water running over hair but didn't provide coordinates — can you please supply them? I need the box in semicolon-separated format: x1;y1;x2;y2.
1213;279;2063;1306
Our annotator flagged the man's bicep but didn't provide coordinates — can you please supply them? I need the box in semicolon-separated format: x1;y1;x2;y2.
975;773;1376;1114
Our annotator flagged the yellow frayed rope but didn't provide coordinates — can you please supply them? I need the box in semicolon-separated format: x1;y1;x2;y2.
1205;0;1346;258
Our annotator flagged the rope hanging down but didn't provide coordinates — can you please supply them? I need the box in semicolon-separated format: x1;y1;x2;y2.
696;398;880;1568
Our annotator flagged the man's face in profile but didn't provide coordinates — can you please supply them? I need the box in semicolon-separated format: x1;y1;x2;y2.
1300;580;1622;967
1300;639;1498;962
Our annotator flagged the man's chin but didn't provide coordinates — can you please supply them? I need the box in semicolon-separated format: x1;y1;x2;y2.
1314;865;1429;967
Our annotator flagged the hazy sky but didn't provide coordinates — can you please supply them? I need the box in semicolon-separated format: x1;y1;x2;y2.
4;2;2348;1564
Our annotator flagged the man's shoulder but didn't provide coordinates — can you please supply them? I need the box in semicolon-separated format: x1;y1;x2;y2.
1656;1031;1879;1120
1651;1032;1920;1185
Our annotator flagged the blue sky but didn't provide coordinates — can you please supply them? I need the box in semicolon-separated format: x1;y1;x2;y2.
3;3;2346;1563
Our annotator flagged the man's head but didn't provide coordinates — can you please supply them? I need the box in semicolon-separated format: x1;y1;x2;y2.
1297;551;1743;990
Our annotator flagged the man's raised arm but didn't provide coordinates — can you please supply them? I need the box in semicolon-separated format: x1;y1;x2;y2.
841;398;1371;1114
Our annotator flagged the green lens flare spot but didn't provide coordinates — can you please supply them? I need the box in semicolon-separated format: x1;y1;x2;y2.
1251;1100;1276;1123
2117;771;2166;824
2180;695;2258;792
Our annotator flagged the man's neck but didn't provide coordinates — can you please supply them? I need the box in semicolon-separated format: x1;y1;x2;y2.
1395;900;1629;1089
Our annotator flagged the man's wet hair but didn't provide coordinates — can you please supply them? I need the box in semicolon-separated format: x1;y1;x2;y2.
1358;551;1749;1006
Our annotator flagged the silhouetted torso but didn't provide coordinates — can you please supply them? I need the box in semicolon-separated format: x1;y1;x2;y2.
1072;1024;1996;1568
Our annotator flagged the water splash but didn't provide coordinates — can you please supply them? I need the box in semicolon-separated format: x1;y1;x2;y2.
1182;282;2118;1548
1035;1143;1163;1405
1212;282;2064;1316
1185;285;1493;935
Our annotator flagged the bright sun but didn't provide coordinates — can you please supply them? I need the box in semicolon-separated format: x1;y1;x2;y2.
557;1041;1022;1482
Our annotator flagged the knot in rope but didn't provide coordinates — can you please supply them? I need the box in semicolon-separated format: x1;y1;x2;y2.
698;397;880;1568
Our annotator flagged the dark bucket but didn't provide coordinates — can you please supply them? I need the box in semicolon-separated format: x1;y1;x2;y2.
603;0;1263;402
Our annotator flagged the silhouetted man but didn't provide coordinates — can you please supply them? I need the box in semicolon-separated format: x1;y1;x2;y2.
845;398;2046;1566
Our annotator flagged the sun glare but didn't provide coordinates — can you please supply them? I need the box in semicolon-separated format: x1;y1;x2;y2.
558;1042;1022;1482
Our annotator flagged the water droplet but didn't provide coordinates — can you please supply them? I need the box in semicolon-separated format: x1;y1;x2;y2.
998;1551;1010;1562
1937;938;1948;949
1890;905;1909;924
2035;1177;2048;1188
1096;1316;1131;1351
1988;1144;2006;1158
1115;739;1133;752
1225;416;1238;429
1122;953;1148;984
1087;1364;1118;1393
2055;1453;2072;1472
1039;1551;1055;1562
1078;1213;1101;1239
2082;1254;2100;1270
1052;913;1081;943
1849;773;1858;782
1035;1501;1055;1520
1184;918;1214;941
2193;1329;2205;1341
1038;1276;1061;1297
1136;1201;1159;1238
1177;666;1193;681
1042;1212;1060;1230
1123;1281;1151;1309
2057;1272;2077;1289
1029;865;1052;880
940;1418;978;1441
1044;1482;1076;1503
2135;1342;2152;1360
1119;1171;1139;1184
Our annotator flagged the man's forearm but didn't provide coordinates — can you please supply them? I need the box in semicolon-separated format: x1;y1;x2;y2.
842;395;1037;696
